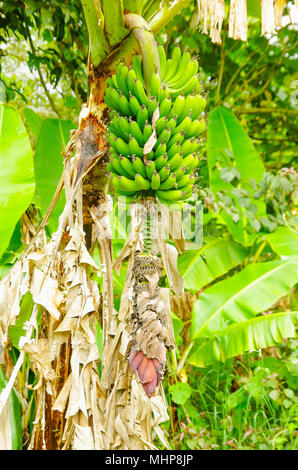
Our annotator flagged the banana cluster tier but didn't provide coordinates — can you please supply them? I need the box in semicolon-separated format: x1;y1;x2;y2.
105;46;206;205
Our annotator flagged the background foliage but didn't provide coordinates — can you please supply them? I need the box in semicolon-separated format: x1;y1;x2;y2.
0;0;297;450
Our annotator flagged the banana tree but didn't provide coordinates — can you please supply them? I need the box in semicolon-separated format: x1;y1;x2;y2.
0;0;297;452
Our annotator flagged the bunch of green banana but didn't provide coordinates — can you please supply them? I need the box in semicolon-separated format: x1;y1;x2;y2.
104;47;206;205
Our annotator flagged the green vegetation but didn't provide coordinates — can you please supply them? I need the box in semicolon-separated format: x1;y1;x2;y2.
0;0;297;451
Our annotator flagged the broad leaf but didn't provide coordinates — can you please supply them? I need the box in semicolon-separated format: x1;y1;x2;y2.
0;366;22;449
191;257;298;339
207;106;265;192
189;311;298;367
265;226;298;257
178;238;249;292
23;108;43;137
34;118;75;232
0;104;35;258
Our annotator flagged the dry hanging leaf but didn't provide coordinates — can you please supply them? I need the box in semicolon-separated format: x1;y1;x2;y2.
229;0;248;41
261;0;276;35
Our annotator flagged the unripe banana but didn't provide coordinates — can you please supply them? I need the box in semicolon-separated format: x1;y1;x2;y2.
155;154;168;170
116;64;129;98
145;160;156;179
143;121;153;143
150;73;161;100
185;119;206;139
148;96;158;118
183;154;199;172
151;171;160;190
168;152;183;172
119;155;136;178
157;189;184;201
159;96;172;117
118;92;131;115
132;55;144;83
158;164;171;182
129;119;144;146
134;79;149;107
155;127;171;148
167;141;181;159
118;175;140;193
172;113;192;136
137;105;149;129
127;68;137;96
175;174;195;188
155;116;168;135
170;94;185;119
135;173;151;190
158;45;167;79
167;131;184;150
112;176;136;196
129;93;141;117
159;173;176;190
132;156;147;179
129;135;143;156
154;140;167;158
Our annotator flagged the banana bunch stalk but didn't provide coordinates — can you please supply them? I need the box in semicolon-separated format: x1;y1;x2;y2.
104;46;206;205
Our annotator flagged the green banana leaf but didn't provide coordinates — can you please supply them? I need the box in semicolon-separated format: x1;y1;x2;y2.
34;118;75;233
0;104;35;258
265;226;298;257
0;366;22;449
207;106;266;246
207;106;265;192
22;108;43;138
189;311;298;367
191;256;298;340
178;238;249;292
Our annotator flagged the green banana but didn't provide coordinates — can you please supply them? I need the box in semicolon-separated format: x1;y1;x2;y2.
150;72;161;100
129;135;143;156
135;173;150;190
148;96;158;118
159;174;177;190
143;121;153;142
175;174;195;188
155;116;168;135
145;160;156;179
118;175;140;193
129;93;141;117
172;114;192;136
168;152;183;172
132;55;144;83
157;189;184;201
155;154;168;170
132;156;147;179
158;164;171;182
112;176;136;196
159;96;172;117
158;45;167;79
154;140;167;158
167;141;181;159
185;119;206;139
118;92;131;115
151;171;160;190
169;94;185;119
119;156;136;178
134;79;149;106
129;119;144;146
127;68;137;95
167;51;191;87
137;105;149;129
116;64;129;98
155;127;171;148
